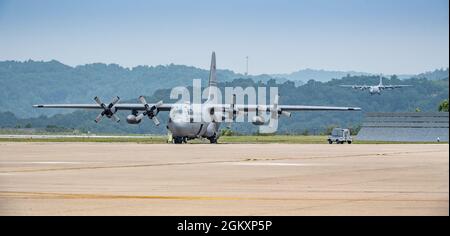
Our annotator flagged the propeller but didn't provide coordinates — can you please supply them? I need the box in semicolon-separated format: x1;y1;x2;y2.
135;96;163;126
270;95;279;120
226;94;238;128
94;96;120;123
270;95;291;122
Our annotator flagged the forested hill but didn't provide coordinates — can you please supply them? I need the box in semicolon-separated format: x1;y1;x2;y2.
1;60;447;118
271;68;371;83
416;68;449;80
0;60;275;118
272;68;448;82
1;76;447;135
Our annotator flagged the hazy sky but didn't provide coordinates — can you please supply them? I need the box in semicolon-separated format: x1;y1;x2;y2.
0;0;448;75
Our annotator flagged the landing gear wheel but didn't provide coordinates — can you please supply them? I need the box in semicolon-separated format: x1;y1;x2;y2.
328;140;333;144
347;141;352;144
173;137;183;144
208;135;218;144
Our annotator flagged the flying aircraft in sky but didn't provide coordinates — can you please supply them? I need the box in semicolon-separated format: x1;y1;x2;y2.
34;52;361;144
339;76;412;95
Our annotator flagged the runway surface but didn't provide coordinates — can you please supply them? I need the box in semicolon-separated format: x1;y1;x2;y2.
0;142;448;215
0;134;156;139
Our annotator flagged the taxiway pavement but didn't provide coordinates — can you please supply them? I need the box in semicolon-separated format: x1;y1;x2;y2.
0;143;448;215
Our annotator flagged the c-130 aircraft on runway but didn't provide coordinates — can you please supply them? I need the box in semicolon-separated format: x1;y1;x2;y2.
34;52;361;144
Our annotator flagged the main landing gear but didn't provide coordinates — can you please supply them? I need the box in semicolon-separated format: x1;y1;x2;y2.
208;134;218;144
173;137;187;144
172;135;218;144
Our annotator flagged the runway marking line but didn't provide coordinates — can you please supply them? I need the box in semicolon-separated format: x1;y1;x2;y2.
0;149;441;174
0;159;247;174
0;191;447;202
0;161;94;164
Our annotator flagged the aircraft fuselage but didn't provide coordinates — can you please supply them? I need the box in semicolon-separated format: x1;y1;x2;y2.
369;86;381;95
166;103;221;143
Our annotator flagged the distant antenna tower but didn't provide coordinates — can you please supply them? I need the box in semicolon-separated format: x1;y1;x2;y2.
245;56;249;77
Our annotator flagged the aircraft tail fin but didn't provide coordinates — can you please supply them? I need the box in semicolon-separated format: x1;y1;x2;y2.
207;52;217;102
208;52;217;87
379;75;383;86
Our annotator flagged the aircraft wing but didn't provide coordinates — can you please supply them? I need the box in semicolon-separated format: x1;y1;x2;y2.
339;85;370;90
207;103;360;123
230;104;360;112
381;85;412;90
33;103;174;111
34;98;361;124
275;105;360;111
34;102;361;113
33;100;176;124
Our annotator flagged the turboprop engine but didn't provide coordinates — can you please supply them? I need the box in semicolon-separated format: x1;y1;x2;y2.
251;95;291;126
126;114;142;124
251;116;266;125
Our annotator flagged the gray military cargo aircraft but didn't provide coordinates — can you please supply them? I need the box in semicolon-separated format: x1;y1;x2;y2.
34;52;361;144
339;76;412;95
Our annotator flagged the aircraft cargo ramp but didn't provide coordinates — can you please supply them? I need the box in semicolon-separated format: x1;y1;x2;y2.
357;112;449;142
